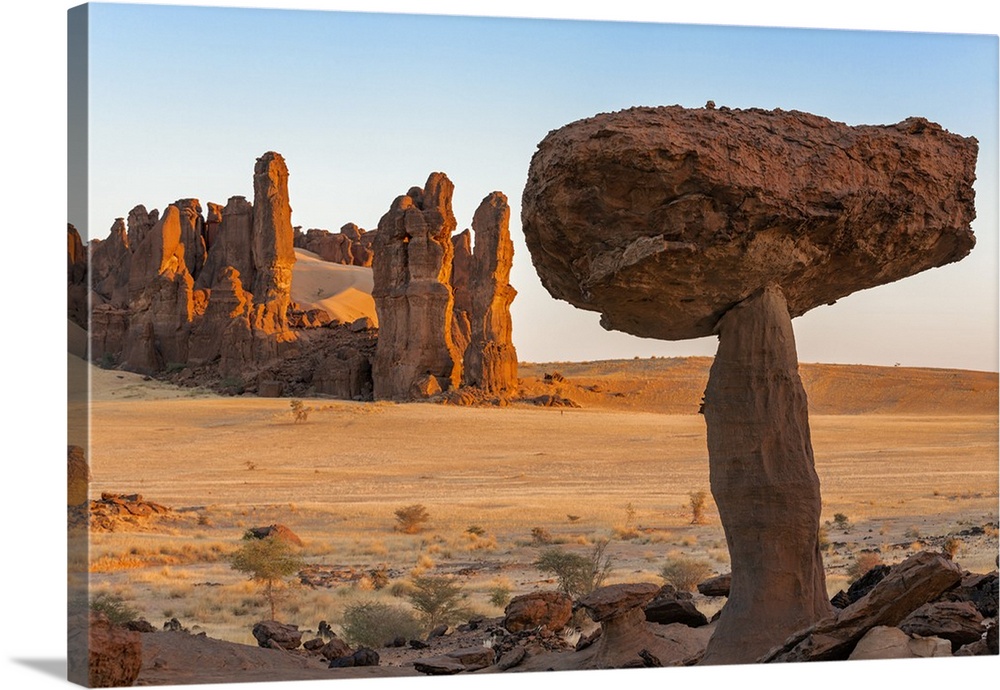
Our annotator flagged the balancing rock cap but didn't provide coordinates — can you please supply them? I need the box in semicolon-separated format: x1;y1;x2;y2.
521;105;978;340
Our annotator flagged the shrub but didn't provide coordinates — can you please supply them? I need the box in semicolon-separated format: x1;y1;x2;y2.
942;537;962;559
394;504;430;534
465;525;486;537
229;536;304;619
659;555;713;593
833;513;850;530
530;526;552;544
407;575;470;627
290;399;310;423
846;550;883;579
534;540;613;598
90;593;140;625
340;600;422;648
488;584;512;608
689;490;708;524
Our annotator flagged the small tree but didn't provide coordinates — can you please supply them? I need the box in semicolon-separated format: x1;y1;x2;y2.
659;555;713;592
407;575;469;628
689;490;708;525
534;540;613;598
394;504;430;534
230;535;304;620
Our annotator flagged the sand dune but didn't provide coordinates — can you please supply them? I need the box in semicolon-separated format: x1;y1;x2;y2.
290;248;377;325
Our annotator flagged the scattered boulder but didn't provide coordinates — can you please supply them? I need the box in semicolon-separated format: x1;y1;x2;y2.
938;571;998;618
87;611;142;688
898;601;985;652
318;636;352;661
413;647;495;675
644;584;709;627
328;647;379;668
502;591;573;633
761;551;964;662
831;564;892;609
245;524;303;547
696;573;731;598
847;625;951;660
252;621;302;650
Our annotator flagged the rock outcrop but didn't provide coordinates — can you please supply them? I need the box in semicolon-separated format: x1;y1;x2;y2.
521;104;978;665
86;611;142;687
502;591;572;633
761;551;963;662
250;152;296;334
461;192;518;394
371;173;464;400
294;223;376;267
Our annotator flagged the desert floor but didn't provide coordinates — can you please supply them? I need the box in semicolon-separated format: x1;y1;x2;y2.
74;357;999;661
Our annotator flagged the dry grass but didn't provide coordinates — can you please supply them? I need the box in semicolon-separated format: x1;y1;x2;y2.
83;369;998;645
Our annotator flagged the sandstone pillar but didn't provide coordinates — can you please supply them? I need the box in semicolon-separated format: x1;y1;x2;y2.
701;284;833;664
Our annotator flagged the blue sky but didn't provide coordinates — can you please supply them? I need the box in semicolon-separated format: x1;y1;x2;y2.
75;2;999;371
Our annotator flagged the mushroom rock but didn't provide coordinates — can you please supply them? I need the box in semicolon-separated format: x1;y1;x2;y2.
462;192;518;394
371;172;464;400
578;582;665;668
251;151;297;334
521;105;978;665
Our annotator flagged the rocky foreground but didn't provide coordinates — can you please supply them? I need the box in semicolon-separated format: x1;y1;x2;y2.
82;549;996;686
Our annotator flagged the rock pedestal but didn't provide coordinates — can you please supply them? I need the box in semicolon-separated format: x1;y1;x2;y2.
701;284;832;664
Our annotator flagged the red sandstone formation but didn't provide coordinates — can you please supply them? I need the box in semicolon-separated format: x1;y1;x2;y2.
371;172;464;400
521;104;978;665
251;152;297;335
461;192;518;394
294;223;377;267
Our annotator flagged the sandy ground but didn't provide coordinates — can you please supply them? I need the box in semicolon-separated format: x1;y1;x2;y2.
72;355;998;683
289;248;377;325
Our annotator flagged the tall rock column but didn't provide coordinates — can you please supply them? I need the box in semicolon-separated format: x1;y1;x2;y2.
462;192;518;394
701;284;831;664
372;172;463;400
251;151;296;334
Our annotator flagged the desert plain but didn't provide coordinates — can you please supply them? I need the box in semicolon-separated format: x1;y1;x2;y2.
70;349;998;682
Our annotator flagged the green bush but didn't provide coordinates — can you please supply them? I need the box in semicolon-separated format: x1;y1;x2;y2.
534;540;612;598
487;584;512;608
340;600;422;648
659;555;713;593
90;593;140;625
406;575;470;627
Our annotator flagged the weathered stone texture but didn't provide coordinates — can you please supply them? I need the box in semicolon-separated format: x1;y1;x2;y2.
462;192;518;394
371;172;463;400
522;105;978;341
